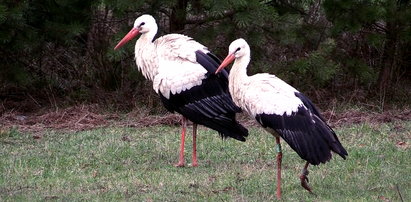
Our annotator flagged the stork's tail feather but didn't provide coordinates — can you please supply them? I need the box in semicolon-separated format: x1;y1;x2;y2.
257;111;348;166
198;113;248;142
301;116;348;165
217;120;249;142
329;133;348;160
177;105;249;142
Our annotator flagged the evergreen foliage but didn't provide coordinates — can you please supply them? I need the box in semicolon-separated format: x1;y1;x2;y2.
323;0;411;92
289;39;340;89
1;0;410;110
0;0;94;95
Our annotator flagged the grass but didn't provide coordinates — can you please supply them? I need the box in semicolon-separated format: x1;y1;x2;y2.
0;121;410;201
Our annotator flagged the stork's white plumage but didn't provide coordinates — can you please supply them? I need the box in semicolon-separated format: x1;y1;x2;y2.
114;15;248;167
216;38;347;199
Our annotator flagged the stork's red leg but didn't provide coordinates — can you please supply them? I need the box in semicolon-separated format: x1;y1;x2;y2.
175;117;187;167
275;137;282;200
191;123;198;167
300;162;313;193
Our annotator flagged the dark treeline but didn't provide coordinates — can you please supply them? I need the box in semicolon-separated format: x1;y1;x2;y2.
1;0;410;112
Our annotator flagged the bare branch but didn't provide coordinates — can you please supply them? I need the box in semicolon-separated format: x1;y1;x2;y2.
372;21;387;33
158;8;171;17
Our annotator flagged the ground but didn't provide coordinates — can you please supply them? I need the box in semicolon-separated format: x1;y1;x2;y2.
0;104;410;201
1;104;410;135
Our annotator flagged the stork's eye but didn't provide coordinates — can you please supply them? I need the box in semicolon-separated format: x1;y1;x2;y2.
236;47;241;52
140;22;145;26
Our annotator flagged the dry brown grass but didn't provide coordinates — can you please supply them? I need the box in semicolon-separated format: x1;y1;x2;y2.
0;104;181;134
1;104;410;134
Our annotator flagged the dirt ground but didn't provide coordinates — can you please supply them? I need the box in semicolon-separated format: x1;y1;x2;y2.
1;104;410;135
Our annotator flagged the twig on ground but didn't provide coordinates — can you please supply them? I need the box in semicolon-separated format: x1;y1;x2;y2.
27;93;41;107
395;184;404;202
76;113;90;124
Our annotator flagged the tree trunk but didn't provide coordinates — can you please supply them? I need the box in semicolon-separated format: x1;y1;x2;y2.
377;24;397;93
377;1;401;94
170;0;188;33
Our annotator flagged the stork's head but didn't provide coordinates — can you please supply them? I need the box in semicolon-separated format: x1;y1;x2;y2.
133;14;157;34
114;14;158;50
216;38;250;73
229;38;250;59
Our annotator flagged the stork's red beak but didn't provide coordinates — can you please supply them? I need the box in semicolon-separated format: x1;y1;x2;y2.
215;53;235;74
114;28;140;50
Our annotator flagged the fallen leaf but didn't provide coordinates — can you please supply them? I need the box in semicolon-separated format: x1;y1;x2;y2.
122;135;131;142
189;182;199;188
396;141;409;149
33;135;41;139
44;196;58;200
397;141;406;145
378;195;390;202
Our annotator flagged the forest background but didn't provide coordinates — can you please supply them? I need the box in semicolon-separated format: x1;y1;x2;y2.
1;0;410;114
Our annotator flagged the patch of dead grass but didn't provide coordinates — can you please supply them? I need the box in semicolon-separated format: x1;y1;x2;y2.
0;104;410;134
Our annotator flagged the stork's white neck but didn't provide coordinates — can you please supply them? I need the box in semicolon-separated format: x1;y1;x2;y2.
139;29;157;43
135;30;158;81
227;54;250;109
229;54;250;84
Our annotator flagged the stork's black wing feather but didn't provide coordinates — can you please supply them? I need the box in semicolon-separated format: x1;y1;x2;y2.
159;51;248;141
294;92;325;121
255;104;347;165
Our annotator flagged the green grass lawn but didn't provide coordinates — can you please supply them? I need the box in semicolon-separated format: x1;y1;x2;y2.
1;121;410;201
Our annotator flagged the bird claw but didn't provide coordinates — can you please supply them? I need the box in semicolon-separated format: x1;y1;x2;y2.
303;174;309;183
300;171;313;193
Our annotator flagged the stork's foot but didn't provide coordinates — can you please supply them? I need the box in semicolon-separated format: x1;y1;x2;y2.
190;162;198;167
300;168;314;194
300;173;312;193
174;161;185;167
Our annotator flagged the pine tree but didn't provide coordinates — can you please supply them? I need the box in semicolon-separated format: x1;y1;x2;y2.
324;0;411;94
0;0;94;97
3;0;408;109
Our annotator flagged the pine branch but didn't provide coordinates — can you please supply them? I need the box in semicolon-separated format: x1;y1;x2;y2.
185;10;236;25
267;0;307;16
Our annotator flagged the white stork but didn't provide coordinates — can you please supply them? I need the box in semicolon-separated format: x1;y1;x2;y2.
215;38;348;199
114;15;248;167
